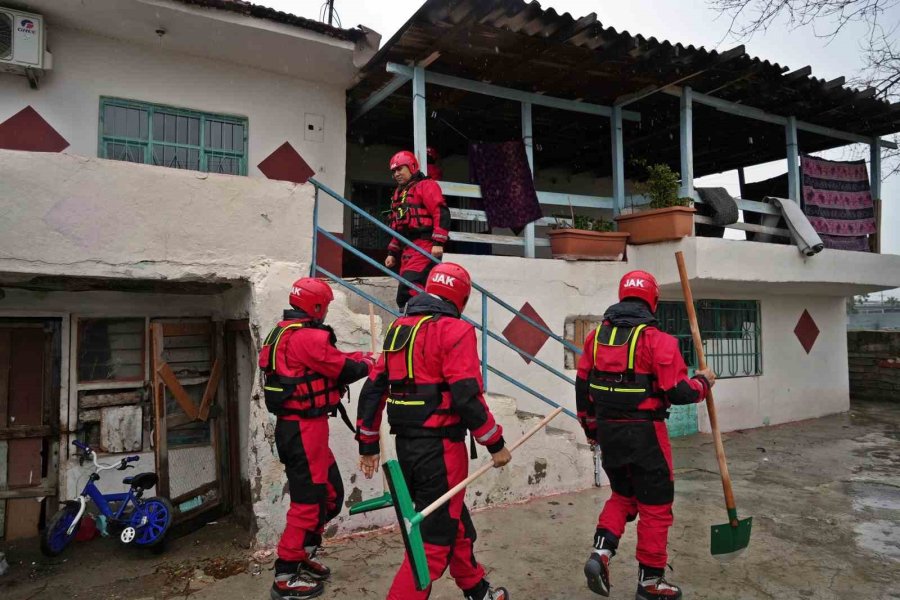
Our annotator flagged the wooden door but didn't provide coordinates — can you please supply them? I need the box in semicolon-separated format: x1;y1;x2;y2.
0;323;58;540
150;320;226;522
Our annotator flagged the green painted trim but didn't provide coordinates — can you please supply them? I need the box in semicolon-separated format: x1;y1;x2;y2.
98;97;248;176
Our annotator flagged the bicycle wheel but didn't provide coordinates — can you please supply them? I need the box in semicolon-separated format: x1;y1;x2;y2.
131;497;173;548
40;504;81;557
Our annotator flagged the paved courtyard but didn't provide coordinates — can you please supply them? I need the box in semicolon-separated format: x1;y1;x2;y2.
3;400;898;600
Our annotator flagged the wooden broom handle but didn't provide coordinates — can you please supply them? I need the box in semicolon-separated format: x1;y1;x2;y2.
420;406;564;519
369;303;391;494
675;252;738;516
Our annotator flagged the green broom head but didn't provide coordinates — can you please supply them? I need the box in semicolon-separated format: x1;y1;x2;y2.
348;491;394;515
383;459;430;591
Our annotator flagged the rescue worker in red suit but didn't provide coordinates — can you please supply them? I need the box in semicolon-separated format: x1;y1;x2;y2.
578;271;716;600
356;263;512;600
384;150;451;310
259;278;376;600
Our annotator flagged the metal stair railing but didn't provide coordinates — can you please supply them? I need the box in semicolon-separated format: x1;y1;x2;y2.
309;177;584;420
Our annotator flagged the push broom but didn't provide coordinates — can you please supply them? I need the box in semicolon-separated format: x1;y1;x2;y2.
675;251;752;558
349;303;395;515
384;406;564;591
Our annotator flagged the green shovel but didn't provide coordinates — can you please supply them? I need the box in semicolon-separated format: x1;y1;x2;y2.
384;406;564;590
676;251;752;558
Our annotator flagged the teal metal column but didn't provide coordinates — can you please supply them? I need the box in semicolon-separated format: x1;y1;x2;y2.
786;115;800;202
680;86;694;199
481;298;488;390
412;66;428;176
611;106;625;218
521;101;536;258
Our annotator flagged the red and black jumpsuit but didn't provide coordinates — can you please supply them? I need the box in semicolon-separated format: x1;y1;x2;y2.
387;173;451;309
259;310;374;564
575;301;710;577
357;294;505;600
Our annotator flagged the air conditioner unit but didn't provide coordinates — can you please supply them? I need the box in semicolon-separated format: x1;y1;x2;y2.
0;7;52;78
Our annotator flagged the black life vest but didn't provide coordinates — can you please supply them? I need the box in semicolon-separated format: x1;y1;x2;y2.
381;315;461;438
258;321;345;421
390;178;435;237
588;323;663;415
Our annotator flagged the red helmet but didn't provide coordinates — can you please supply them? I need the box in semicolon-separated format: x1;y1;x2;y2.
618;270;659;312
289;277;334;320
425;263;471;313
426;146;440;163
389;150;419;174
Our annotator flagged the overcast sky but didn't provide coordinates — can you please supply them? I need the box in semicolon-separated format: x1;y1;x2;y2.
268;0;899;254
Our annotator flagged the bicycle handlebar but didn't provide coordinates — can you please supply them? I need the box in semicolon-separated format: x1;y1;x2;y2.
72;441;140;471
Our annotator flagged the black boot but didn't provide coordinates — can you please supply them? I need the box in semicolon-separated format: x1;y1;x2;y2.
270;559;323;600
297;546;331;581
464;579;510;600
585;530;617;596
635;566;682;600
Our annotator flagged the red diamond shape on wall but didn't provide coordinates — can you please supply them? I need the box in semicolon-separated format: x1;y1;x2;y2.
0;106;69;152
502;302;550;364
794;309;820;354
258;141;315;184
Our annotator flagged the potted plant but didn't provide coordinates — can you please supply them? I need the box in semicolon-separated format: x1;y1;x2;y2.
547;214;629;261
614;162;695;244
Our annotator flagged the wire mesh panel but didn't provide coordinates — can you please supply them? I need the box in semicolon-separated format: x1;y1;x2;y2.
657;300;762;378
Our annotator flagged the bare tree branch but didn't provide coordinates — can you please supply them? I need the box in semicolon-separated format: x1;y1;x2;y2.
709;0;900;179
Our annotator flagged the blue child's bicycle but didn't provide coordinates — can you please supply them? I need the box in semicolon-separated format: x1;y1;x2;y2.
41;440;174;556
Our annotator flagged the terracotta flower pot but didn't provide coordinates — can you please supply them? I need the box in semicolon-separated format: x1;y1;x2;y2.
614;206;696;245
547;229;630;261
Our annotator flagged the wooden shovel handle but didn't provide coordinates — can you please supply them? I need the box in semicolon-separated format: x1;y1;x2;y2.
675;252;738;516
420;406;565;519
369;303;391;494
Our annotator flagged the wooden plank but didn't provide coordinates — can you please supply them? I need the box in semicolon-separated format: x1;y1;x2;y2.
198;358;223;422
5;498;41;539
0;425;53;440
80;390;142;409
224;327;241;511
0;329;10;426
166;412;195;430
76;380;144;392
449;231;551;246
449;207;570;227
693;215;791;238
78;409;101;423
225;319;250;332
171;480;219;507
160;334;210;349
157;362;199;420
162;347;211;364
0;481;55;499
160;322;212;337
151;323;170;499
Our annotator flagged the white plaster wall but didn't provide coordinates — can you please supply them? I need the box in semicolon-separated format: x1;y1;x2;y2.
0;26;347;231
698;294;850;432
0;150;315;278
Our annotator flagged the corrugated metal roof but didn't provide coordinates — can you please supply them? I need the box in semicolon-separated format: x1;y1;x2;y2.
349;0;899;178
170;0;366;42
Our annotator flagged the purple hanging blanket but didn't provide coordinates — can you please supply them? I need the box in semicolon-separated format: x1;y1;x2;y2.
801;155;876;252
469;140;543;235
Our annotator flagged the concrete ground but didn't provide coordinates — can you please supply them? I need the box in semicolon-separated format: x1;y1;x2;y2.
3;400;899;600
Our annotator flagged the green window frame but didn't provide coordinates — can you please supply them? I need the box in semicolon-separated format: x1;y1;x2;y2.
657;300;762;379
98;97;248;176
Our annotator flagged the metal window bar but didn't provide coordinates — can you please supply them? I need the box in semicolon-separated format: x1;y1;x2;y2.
98;98;247;176
309;177;581;421
657;300;762;378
